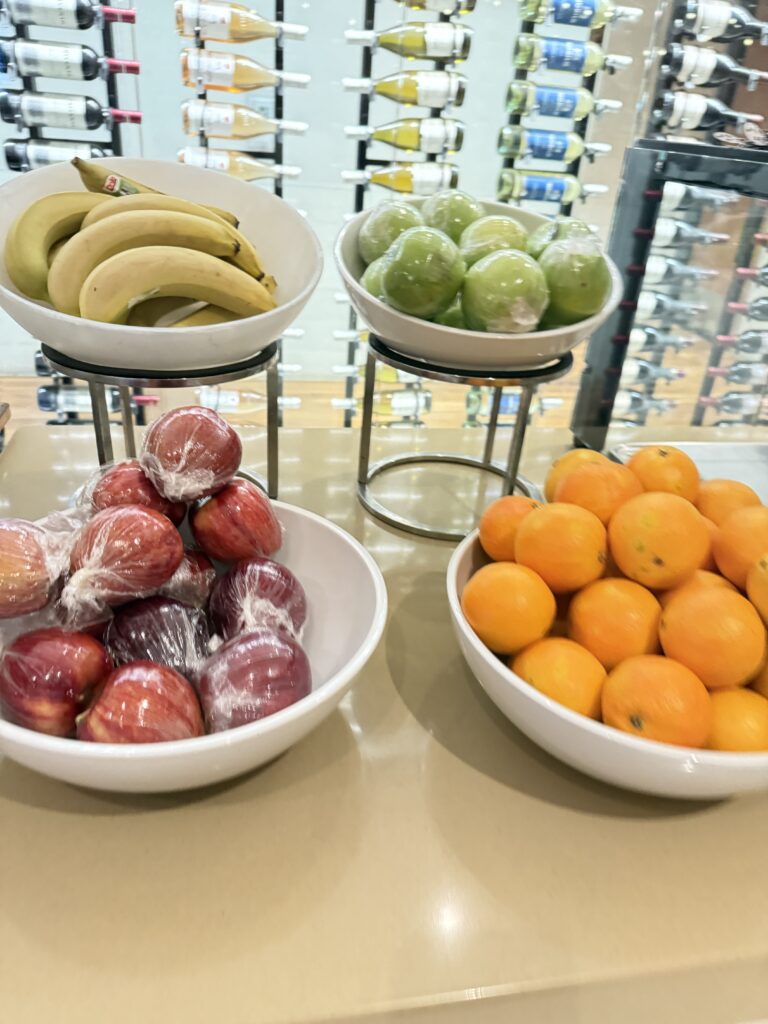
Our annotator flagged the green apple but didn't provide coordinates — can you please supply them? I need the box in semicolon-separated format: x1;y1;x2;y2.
360;255;389;300
462;250;549;333
527;216;595;259
538;239;612;325
358;201;423;265
459;215;528;268
421;189;485;244
381;227;465;319
434;296;467;329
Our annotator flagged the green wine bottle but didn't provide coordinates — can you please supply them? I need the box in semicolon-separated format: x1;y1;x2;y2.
498;126;611;161
497;170;608;203
519;0;642;28
342;162;459;195
345;22;471;61
346;117;463;154
505;81;622;119
342;71;467;108
513;33;632;75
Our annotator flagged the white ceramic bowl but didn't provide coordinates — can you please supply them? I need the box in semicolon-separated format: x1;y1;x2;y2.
0;503;387;793
447;532;768;801
335;199;623;371
0;158;323;372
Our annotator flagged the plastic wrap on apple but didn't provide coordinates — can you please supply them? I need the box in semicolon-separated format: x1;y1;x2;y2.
105;596;211;681
209;556;307;640
159;549;216;608
78;459;187;524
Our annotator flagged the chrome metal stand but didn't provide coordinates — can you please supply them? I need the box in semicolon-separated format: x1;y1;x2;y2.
41;343;281;499
357;335;573;541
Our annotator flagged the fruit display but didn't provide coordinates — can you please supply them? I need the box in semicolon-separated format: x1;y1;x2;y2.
462;445;768;752
0;407;313;746
356;190;611;333
3;158;277;326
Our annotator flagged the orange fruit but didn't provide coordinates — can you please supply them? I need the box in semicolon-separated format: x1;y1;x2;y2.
544;448;606;502
514;502;607;594
708;689;768;752
751;661;768;701
602;655;712;748
627;445;700;502
568;578;660;669
747;555;768;625
461;562;555;655
511;637;605;719
713;505;768;589
699;517;718;571
552;461;642;525
659;588;766;690
695;478;761;527
658;569;737;609
478;495;540;562
608;492;710;590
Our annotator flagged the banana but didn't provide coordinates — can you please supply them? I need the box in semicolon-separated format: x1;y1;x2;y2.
171;305;241;328
47;210;240;316
80;192;268;282
71;157;240;227
127;297;208;327
47;236;72;269
79;246;277;325
4;191;110;301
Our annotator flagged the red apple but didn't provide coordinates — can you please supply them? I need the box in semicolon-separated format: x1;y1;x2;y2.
158;549;216;608
0;519;54;619
140;406;242;503
198;628;311;733
0;627;112;736
190;480;282;562
105;596;210;680
209;557;307;640
91;460;186;525
77;661;204;743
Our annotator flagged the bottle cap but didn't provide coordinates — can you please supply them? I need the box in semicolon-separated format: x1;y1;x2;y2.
101;7;137;23
105;58;141;75
585;142;612;155
344;125;372;139
616;5;643;20
273;164;302;178
728;302;749;312
595;99;623;113
276;119;308;135
345;29;377;45
110;109;143;125
342;77;372;93
756;233;768;242
707;367;727;376
605;54;633;70
276;71;311;88
716;335;737;344
737;268;757;277
698;397;719;407
582;184;610;197
341;170;369;184
276;22;308;40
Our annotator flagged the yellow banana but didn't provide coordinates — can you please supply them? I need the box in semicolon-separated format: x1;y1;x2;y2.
48;209;239;317
171;305;241;328
5;191;110;301
47;236;72;269
71;157;240;227
127;297;207;327
79;246;276;325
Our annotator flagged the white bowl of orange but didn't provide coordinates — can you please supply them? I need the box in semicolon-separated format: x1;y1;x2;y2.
447;447;768;801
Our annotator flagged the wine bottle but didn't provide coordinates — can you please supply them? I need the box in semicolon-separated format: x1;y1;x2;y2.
180;48;310;92
0;40;139;81
698;392;762;414
663;43;768;90
174;1;307;42
0;90;141;130
345;23;471;61
708;362;768;385
757;233;768;246
651;216;729;246
342;162;458;194
346;117;463;154
394;0;476;11
497;169;608;203
728;297;768;320
642;254;718;284
613;390;677;415
177;146;301;181
678;0;768;45
635;290;707;321
717;329;768;354
519;0;642;27
5;138;107;171
660;181;740;211
497;125;611;161
737;266;768;286
332;390;434;419
513;34;633;75
627;326;692;353
181;99;307;139
505;81;622;119
0;0;135;28
654;90;763;131
196;386;300;414
342;71;466;109
37;386;156;414
620;358;684;384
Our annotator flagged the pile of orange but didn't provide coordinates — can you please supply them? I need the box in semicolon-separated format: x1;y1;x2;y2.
461;445;768;752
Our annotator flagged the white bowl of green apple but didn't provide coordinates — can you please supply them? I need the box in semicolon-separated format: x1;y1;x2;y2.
334;191;623;372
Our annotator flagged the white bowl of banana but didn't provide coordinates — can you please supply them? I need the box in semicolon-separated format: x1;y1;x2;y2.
0;158;323;373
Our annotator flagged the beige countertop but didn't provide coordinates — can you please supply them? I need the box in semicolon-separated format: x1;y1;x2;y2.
0;425;767;1024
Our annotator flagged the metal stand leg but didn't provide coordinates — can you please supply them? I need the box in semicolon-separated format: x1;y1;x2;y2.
503;385;535;496
88;381;114;466
357;349;376;487
118;386;136;458
266;359;279;499
482;387;502;466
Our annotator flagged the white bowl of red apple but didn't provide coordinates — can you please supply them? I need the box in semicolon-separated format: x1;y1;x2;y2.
0;407;387;793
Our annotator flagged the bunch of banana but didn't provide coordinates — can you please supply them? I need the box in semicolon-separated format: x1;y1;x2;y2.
4;158;277;325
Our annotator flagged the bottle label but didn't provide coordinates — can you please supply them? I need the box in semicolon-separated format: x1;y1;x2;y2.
692;0;733;41
551;0;597;26
423;22;463;58
652;217;678;246
185;50;236;88
20;93;87;128
666;91;707;129
636;292;659;318
185;100;236;134
25;141;91;167
13;41;82;79
182;147;231;172
525;129;569;160
541;39;588;73
415;71;451;107
519;174;568;202
643;255;667;284
410;163;454;194
534;86;579;117
6;0;80;28
179;1;230;34
419;118;451;153
676;44;719;85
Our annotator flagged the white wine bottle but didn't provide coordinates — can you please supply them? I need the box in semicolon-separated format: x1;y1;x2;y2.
346;116;462;154
174;1;307;42
342;162;458;194
505;80;622;119
660;181;739;211
345;22;471;61
497;126;611;161
497;169;607;203
342;70;466;108
5;138;107;171
394;0;476;13
0;0;135;28
178;146;301;180
182;99;306;138
513;34;632;75
180;48;310;92
520;0;642;27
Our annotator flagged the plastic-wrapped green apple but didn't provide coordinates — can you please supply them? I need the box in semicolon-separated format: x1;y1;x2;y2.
421;190;485;244
462;250;549;333
527;216;595;259
538;238;611;325
358;201;423;265
381;227;465;319
459;215;528;268
434;297;467;329
361;255;389;300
